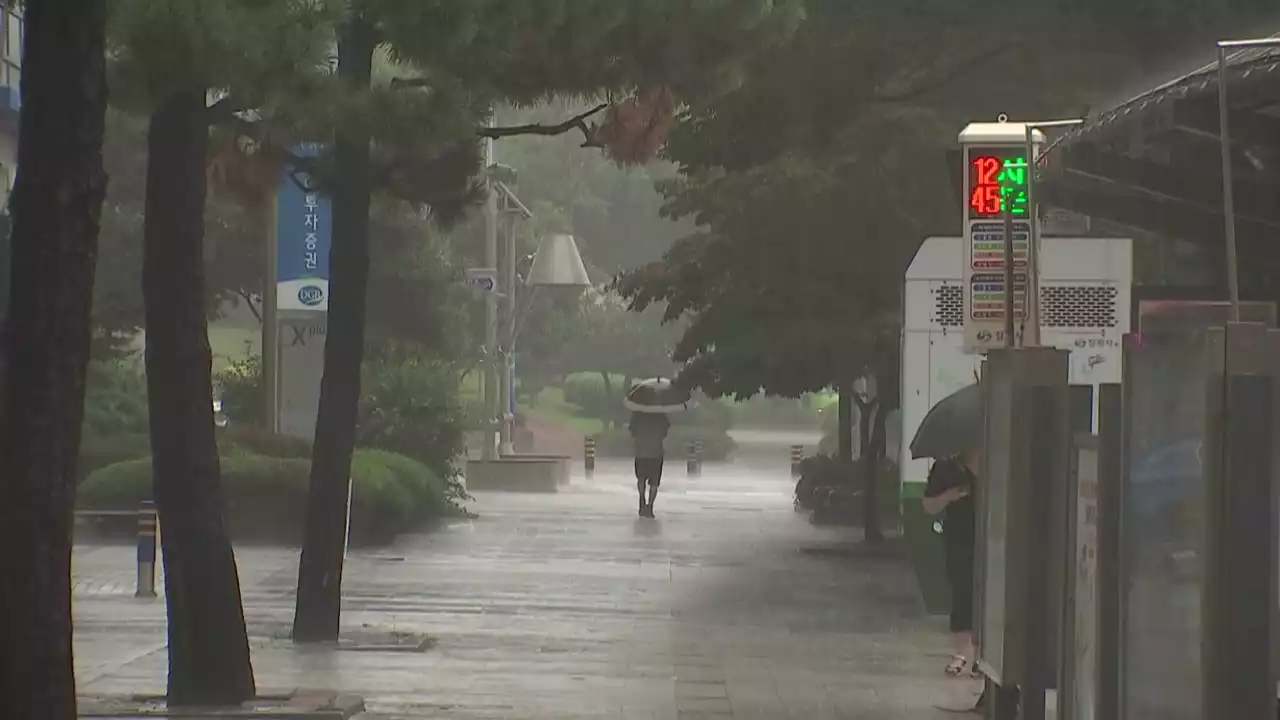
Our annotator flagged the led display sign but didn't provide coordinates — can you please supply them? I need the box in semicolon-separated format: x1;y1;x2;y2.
967;149;1028;219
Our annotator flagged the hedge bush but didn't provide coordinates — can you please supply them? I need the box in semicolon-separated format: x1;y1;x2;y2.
216;426;312;459
794;453;900;527
82;360;150;438
77;449;460;546
591;425;735;462
78;432;152;483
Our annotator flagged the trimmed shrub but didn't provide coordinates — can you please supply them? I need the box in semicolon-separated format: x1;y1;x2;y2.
82;360;150;438
77;432;151;483
216;355;263;427
592;425;735;462
216;426;312;459
77;449;458;546
358;357;467;482
794;453;900;526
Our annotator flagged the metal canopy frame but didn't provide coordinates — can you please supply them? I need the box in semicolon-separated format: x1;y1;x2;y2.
1030;39;1280;297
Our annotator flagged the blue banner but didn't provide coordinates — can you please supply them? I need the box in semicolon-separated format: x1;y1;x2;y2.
276;144;331;312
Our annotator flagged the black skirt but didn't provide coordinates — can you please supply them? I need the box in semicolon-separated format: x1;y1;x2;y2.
945;528;976;633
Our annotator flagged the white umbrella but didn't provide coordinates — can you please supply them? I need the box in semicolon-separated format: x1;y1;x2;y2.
624;377;692;414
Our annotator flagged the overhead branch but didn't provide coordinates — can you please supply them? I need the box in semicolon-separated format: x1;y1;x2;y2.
873;42;1024;103
476;103;609;146
235;289;263;324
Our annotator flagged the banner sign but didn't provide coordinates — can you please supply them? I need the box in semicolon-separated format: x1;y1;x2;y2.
277;144;331;312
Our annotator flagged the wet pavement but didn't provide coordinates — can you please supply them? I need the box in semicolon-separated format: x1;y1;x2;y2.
73;458;979;718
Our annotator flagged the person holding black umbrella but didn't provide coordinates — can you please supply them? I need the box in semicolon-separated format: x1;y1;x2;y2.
924;447;981;677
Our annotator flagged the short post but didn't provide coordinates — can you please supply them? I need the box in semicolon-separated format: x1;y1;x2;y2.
790;444;804;478
584;436;596;478
135;500;158;598
686;439;701;476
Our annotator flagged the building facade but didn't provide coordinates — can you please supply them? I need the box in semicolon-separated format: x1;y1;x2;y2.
0;1;19;207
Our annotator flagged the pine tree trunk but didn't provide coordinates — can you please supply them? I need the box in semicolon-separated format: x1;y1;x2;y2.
143;90;255;705
292;18;376;644
0;3;107;717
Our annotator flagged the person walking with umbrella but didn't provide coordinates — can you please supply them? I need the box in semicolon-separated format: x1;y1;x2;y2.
625;378;690;518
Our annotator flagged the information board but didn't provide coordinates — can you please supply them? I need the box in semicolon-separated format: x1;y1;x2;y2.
963;144;1032;352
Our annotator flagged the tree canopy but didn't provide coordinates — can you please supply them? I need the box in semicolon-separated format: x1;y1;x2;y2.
618;0;1280;403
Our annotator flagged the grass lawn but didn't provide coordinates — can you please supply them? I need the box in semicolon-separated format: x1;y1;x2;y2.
123;324;260;374
522;386;606;437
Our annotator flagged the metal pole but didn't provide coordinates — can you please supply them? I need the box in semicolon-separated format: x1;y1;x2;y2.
1003;200;1016;347
482;131;499;460
263;186;279;432
498;212;517;455
1217;44;1241;322
1024;125;1040;347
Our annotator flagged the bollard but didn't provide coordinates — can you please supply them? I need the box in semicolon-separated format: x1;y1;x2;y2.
685;438;703;476
790;444;804;478
584;436;596;478
135;500;158;598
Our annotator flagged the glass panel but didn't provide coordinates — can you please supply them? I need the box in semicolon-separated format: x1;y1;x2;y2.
1120;330;1211;720
7;12;20;66
1071;442;1100;720
980;360;1014;677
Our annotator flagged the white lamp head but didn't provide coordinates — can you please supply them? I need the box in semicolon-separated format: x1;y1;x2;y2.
527;233;590;287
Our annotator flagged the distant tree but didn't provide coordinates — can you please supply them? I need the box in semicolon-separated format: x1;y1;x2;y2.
0;0;108;717
568;293;681;389
492;100;694;274
92;109;259;359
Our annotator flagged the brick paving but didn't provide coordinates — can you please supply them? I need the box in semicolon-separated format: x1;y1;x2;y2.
73;457;980;718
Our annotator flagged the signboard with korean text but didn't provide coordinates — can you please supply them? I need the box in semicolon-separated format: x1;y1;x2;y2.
276;144;331;313
963;143;1031;352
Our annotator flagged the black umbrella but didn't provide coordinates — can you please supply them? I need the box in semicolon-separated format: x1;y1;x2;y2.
624;377;692;414
909;383;984;460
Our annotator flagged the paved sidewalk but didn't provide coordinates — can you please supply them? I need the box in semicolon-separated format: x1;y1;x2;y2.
73;460;980;718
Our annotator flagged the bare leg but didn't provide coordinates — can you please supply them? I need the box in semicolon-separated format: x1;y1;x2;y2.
637;479;646;515
646;483;658;512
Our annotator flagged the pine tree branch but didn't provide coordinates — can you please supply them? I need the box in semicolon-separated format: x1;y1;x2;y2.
873;42;1023;103
476;103;609;145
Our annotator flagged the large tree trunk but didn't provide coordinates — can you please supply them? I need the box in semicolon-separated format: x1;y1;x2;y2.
0;3;107;717
143;90;255;705
293;18;376;644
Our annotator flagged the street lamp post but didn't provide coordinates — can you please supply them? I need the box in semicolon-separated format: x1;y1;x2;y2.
494;179;531;456
1216;38;1280;321
1024;118;1085;346
481;133;500;460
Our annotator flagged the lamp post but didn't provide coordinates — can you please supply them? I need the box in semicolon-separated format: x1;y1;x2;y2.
1216;38;1280;321
493;231;591;455
493;178;531;456
1024;118;1085;346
